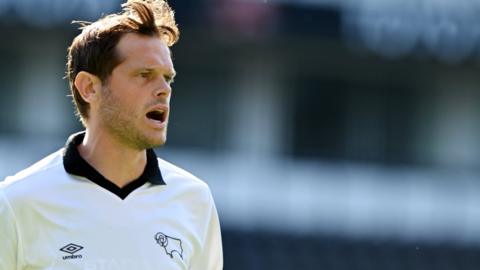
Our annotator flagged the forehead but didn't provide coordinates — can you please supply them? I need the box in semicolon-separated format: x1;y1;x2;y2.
115;33;173;69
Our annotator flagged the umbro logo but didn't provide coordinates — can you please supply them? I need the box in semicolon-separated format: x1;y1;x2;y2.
60;243;84;260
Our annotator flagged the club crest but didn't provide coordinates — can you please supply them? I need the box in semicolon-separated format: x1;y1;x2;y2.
154;232;184;260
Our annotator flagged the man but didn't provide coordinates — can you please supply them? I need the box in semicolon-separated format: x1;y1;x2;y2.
0;0;223;269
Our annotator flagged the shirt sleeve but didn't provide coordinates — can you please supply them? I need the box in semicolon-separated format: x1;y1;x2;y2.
190;194;223;270
0;188;19;270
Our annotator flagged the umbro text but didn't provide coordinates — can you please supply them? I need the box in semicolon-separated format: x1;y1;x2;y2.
63;254;83;260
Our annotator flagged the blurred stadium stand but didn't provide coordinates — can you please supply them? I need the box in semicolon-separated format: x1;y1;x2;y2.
222;229;480;270
2;0;480;269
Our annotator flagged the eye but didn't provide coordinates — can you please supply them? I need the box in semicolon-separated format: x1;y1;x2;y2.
139;72;152;79
164;75;175;84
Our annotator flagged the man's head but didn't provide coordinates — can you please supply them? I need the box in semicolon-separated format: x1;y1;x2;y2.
66;0;179;125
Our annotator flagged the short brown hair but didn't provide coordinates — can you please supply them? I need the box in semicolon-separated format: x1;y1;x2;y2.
66;0;179;125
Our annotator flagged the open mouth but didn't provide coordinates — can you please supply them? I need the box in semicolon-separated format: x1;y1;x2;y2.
146;110;166;123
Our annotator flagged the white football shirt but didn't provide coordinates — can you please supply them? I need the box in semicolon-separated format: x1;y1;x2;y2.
0;132;223;270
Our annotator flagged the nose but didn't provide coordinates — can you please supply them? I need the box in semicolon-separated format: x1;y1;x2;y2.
154;78;172;99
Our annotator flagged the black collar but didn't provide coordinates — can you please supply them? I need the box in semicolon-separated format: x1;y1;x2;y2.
63;132;165;200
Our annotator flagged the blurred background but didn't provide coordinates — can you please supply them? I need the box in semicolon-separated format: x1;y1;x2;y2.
2;0;480;269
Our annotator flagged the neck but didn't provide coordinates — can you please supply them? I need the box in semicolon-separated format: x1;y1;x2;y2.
78;128;147;188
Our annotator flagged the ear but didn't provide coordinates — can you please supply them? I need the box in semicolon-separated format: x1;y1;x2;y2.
74;71;102;104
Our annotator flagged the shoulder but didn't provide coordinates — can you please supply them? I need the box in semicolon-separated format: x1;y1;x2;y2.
157;157;213;199
0;149;65;197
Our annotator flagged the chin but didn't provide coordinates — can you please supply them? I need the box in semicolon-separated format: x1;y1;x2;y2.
134;127;168;149
149;134;167;148
154;139;167;147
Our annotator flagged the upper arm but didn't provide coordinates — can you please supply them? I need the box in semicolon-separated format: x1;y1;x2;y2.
190;192;223;270
0;188;20;270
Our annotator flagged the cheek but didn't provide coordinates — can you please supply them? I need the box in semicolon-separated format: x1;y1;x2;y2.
106;83;137;105
105;79;150;113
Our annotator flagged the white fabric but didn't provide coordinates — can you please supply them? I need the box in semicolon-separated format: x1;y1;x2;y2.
0;150;223;270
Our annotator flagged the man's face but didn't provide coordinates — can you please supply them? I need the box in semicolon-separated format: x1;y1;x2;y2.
97;33;176;150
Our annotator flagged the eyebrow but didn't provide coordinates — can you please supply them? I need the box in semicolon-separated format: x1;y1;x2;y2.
136;67;176;77
160;69;176;80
